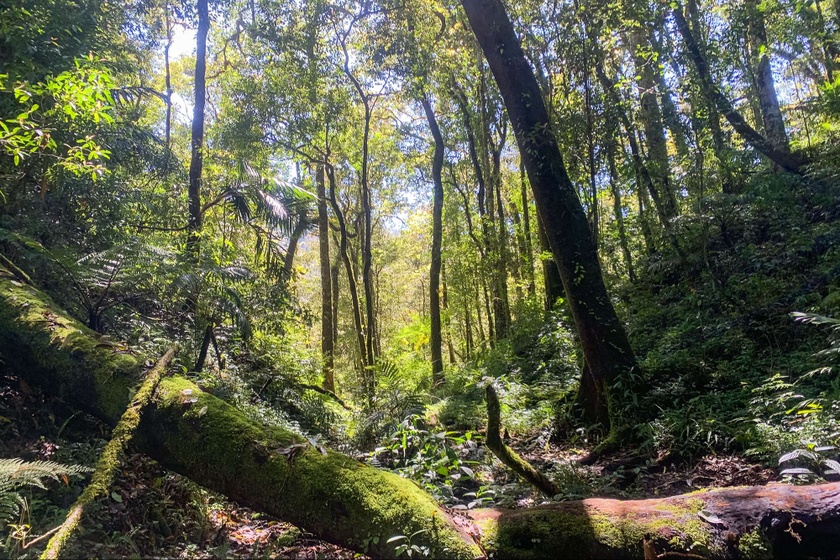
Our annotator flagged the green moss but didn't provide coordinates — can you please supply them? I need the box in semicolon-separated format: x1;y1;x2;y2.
144;376;480;558
0;274;143;423
738;527;772;560
0;273;481;559
480;497;717;559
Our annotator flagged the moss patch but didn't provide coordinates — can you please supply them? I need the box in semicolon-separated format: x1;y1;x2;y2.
477;496;717;559
738;527;772;560
0;272;481;559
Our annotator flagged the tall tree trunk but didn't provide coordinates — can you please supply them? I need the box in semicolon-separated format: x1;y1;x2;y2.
487;124;511;340
454;85;508;341
492;151;512;330
331;252;340;349
164;6;173;152
684;0;738;195
441;263;456;365
745;0;790;152
462;0;640;442
537;212;565;312
463;294;474;360
606;127;636;283
186;0;209;264
325;162;369;399
635;170;656;255
317;165;335;393
340;39;377;374
654;35;691;164
630;26;679;223
596;62;672;247
519;162;536;297
282;212;308;279
673;3;810;175
509;201;525;303
422;95;445;385
194;324;213;373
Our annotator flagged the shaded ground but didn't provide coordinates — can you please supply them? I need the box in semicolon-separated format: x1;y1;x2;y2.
466;427;778;508
1;372;781;558
0;372;361;559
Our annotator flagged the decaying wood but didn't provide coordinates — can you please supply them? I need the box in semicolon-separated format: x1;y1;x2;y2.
484;383;559;497
0;268;479;559
2;267;840;559
40;346;178;560
469;482;840;558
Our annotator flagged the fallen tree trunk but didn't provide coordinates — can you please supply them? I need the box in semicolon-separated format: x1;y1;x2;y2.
2;268;840;559
469;482;840;559
41;346;178;560
0;269;480;559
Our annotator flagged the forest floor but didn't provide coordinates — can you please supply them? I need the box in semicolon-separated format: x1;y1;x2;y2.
0;373;779;559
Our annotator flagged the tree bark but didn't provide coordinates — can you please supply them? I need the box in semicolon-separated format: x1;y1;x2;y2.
630;26;679;223
281;211;308;279
164;7;173;153
422;95;445;385
186;0;209;263
325;161;370;396
0;269;479;559
461;0;640;442
453;85;509;341
469;483;840;559
519;162;536;297
3;269;839;560
317;165;335;393
194;323;213;373
595;61;681;255
341;44;377;371
536;213;564;312
605;129;636;283
672;3;810;175
745;0;790;152
41;347;178;560
490;126;511;337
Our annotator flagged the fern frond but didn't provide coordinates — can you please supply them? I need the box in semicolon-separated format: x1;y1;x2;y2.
0;458;91;525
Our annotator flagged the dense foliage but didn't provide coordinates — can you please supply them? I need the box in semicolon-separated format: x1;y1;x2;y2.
1;0;839;556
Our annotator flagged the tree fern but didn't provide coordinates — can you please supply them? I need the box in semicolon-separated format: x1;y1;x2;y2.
0;458;91;527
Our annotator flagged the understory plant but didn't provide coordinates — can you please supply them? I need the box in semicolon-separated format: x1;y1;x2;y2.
1;458;91;553
372;414;483;506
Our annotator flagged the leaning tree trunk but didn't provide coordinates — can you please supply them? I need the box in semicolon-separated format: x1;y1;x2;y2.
0;269;478;559
2;268;840;559
461;0;640;444
672;2;810;175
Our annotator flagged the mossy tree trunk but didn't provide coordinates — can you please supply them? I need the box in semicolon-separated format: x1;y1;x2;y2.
0;269;479;559
1;268;840;558
469;483;840;559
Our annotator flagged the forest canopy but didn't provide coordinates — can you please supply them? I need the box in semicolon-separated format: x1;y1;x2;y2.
1;0;839;557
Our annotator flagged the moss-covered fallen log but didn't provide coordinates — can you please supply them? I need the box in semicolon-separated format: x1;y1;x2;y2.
0;269;480;559
3;267;840;559
470;482;840;559
41;346;177;560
